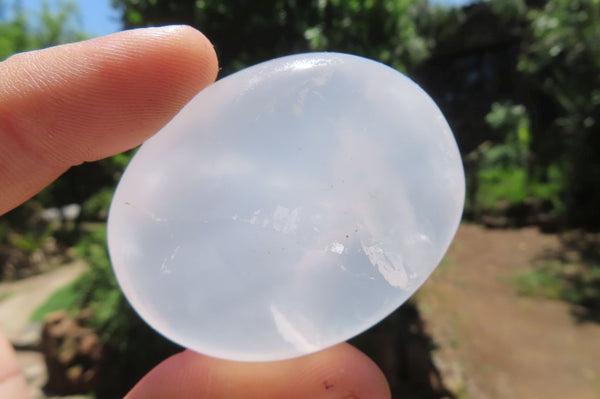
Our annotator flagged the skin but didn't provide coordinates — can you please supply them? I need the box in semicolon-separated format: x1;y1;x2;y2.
0;26;391;399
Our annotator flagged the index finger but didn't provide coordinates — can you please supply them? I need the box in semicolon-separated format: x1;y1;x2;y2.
0;25;218;215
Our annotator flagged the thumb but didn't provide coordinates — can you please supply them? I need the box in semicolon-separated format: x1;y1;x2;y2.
126;344;391;399
0;333;28;399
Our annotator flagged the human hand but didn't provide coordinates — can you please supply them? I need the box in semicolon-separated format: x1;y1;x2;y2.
0;26;391;399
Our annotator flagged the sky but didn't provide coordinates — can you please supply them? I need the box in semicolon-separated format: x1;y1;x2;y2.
13;0;122;37
10;0;477;38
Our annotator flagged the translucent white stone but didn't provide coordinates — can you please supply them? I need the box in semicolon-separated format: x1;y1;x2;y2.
107;53;464;362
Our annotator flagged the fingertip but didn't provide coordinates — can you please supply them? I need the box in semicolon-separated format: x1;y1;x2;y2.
97;25;219;90
338;344;392;399
299;343;392;399
163;25;219;85
126;344;391;399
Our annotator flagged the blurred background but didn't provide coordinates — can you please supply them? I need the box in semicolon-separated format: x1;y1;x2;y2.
1;0;599;398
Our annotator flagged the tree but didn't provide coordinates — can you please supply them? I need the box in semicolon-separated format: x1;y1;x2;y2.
416;0;600;228
0;0;85;60
518;0;600;227
111;0;433;75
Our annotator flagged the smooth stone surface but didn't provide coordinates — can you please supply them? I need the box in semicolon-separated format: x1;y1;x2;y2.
107;52;465;361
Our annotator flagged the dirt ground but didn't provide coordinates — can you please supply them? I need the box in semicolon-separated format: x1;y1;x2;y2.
2;225;600;398
418;223;600;399
0;261;88;399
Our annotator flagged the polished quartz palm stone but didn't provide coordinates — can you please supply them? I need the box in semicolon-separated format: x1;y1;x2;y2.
107;52;465;361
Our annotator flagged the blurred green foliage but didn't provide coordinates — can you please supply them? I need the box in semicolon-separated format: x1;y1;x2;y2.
0;0;86;60
4;0;592;234
110;0;600;229
514;252;600;321
82;187;115;221
30;280;79;321
483;103;530;169
110;0;458;74
519;0;600;228
513;267;564;299
474;102;564;218
456;0;598;229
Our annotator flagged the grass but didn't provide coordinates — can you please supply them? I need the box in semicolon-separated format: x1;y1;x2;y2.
430;256;458;280
509;259;600;316
477;168;528;210
30;280;80;322
512;268;564;300
0;290;14;302
28;225;108;323
441;257;455;265
474;166;564;215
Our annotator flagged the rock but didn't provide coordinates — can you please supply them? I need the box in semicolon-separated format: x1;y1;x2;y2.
40;311;103;395
11;322;43;350
61;204;81;222
481;214;510;229
42;237;59;257
41;208;62;225
41;204;81;224
0;245;31;279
